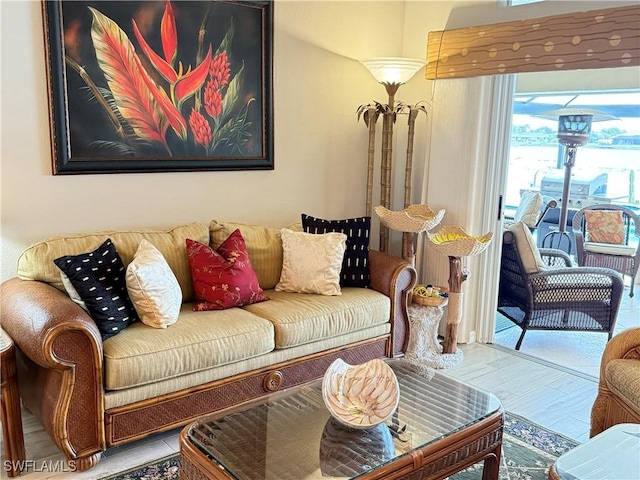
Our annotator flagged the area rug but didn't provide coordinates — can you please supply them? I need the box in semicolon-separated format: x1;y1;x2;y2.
101;412;578;480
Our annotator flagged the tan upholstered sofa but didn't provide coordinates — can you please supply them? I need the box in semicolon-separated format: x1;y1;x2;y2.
0;220;416;471
591;326;640;436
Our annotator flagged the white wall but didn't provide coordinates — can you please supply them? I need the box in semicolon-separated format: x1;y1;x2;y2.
0;0;407;281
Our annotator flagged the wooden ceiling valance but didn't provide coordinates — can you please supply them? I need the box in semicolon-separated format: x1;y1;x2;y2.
426;4;640;80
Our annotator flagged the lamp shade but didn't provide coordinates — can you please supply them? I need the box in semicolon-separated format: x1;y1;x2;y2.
361;57;426;85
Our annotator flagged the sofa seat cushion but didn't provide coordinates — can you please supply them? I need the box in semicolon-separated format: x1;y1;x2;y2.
242;287;390;349
103;304;275;390
17;223;208;302
104;323;391;409
605;359;640;414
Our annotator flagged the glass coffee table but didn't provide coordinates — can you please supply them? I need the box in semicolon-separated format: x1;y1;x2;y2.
180;360;503;480
549;423;640;480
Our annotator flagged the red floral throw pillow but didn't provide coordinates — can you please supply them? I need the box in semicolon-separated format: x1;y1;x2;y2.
186;230;268;310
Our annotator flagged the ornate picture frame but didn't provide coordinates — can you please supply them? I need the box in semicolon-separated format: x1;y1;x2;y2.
42;0;274;174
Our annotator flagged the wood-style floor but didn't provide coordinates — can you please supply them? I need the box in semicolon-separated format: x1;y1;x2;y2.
2;290;637;479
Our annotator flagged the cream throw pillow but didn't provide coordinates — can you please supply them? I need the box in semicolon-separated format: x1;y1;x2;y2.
515;190;544;227
507;222;546;274
126;240;182;328
276;229;347;296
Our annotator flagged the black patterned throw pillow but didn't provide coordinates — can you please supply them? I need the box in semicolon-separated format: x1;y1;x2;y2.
54;239;138;340
301;214;371;288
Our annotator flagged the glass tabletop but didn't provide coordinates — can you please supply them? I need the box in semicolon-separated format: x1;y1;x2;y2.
554;423;640;480
187;360;502;480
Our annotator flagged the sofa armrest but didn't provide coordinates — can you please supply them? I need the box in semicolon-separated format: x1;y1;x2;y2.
0;278;105;470
591;326;640;437
369;250;417;357
539;248;573;267
599;327;640;378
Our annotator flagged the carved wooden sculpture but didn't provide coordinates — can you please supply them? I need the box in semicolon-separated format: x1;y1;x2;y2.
442;256;468;354
427;226;493;354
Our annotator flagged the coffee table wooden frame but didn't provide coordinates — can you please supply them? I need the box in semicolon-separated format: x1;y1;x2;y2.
179;408;503;480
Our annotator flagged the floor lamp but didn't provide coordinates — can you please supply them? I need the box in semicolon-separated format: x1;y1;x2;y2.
538;108;615;252
358;57;426;253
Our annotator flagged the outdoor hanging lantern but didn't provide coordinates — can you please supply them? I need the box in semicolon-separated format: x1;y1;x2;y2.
557;113;594;147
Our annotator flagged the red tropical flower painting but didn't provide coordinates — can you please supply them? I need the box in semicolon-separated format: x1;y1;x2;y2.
43;0;273;174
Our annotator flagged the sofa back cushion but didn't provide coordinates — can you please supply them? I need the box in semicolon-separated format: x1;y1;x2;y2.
210;220;302;290
17;222;208;302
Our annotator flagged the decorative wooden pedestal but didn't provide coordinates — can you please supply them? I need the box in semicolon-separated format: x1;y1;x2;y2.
406;303;463;369
442;256;469;354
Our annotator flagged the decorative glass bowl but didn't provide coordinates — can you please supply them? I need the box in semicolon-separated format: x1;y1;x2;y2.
322;358;399;429
374;204;445;233
426;225;493;257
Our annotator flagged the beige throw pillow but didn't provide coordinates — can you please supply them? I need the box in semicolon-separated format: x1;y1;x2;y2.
515;190;544;227
275;229;347;296
507;222;546;274
126;240;182;328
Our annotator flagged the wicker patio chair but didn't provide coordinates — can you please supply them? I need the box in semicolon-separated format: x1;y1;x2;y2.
572;204;640;298
497;224;624;351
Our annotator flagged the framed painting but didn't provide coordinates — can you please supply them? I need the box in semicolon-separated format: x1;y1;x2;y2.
42;0;274;174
